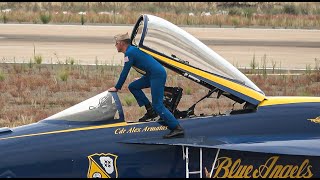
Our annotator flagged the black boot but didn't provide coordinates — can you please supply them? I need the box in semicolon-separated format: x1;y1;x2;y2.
163;125;184;139
139;104;158;122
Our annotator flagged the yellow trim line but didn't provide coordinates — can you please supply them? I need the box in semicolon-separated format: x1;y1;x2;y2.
0;122;129;141
259;96;320;106
140;48;265;102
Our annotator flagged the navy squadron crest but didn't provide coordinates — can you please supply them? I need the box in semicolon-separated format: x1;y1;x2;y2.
87;153;118;178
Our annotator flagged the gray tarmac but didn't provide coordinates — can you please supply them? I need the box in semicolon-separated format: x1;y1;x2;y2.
0;24;319;69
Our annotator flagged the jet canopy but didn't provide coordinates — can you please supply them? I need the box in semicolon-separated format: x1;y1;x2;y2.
42;91;124;124
130;14;266;106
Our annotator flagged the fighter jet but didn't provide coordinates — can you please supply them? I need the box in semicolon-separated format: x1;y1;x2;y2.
0;14;320;178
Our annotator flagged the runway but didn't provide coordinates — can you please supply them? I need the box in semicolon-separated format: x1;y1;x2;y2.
0;24;319;69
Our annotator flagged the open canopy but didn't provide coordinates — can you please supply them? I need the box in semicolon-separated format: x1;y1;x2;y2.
131;14;266;106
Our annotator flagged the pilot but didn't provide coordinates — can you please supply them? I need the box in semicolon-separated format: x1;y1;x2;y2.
107;32;184;139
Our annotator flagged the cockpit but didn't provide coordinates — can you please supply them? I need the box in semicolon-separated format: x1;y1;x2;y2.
41;14;267;125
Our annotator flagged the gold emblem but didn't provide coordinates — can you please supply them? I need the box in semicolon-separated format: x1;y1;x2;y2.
308;116;320;124
87;153;118;178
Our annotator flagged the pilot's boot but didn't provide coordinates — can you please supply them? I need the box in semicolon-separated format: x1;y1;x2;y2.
139;109;158;122
163;124;184;139
139;103;158;122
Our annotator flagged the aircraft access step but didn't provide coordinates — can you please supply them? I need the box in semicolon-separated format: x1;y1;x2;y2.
182;146;220;178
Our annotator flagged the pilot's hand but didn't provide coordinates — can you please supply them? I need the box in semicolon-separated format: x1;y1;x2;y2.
108;87;118;92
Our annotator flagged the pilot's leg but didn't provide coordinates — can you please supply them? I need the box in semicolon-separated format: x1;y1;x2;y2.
128;76;151;107
129;76;157;121
150;74;184;138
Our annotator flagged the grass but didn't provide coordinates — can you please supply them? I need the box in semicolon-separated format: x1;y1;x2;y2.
0;2;320;29
123;94;136;106
39;12;51;24
58;69;69;81
0;62;319;128
0;71;5;81
34;55;43;64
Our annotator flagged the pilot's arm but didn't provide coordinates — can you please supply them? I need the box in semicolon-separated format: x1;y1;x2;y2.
108;55;134;92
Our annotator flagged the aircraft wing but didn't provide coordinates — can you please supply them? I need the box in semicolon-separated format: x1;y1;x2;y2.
213;138;320;157
120;136;226;147
121;135;320;157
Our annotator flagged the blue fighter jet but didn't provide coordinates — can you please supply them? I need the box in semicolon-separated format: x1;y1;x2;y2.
0;14;320;178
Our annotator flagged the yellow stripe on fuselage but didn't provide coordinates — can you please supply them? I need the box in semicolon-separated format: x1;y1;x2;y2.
0;122;130;141
140;48;265;102
259;96;320;106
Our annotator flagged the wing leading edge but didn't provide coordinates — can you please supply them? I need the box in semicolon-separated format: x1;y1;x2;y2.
121;136;320;157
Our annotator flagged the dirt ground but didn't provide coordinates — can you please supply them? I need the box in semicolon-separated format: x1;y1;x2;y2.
0;24;320;69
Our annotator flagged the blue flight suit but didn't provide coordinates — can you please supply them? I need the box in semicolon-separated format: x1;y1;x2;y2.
115;45;179;130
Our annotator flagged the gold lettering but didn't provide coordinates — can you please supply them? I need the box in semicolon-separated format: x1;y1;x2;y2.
236;166;250;178
150;127;157;131
233;165;247;178
213;157;232;178
289;166;299;178
142;126;168;132
254;156;278;178
114;128;120;134
161;126;168;130
142;126;149;132
269;165;283;178
127;127;133;133
208;156;314;179
303;165;313;178
244;166;253;178
114;128;126;134
127;127;141;133
297;159;309;178
228;159;242;178
279;165;293;178
252;168;259;178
